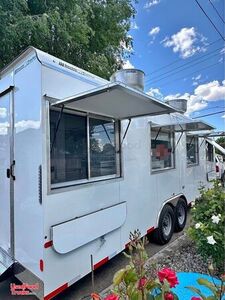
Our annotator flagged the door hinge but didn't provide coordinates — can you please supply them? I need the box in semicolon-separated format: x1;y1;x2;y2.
6;160;16;180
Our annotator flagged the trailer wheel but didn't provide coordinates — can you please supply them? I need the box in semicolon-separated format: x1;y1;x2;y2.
174;198;187;232
153;205;175;245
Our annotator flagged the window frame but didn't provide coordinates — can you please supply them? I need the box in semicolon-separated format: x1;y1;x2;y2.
186;135;199;167
150;126;175;173
48;106;121;190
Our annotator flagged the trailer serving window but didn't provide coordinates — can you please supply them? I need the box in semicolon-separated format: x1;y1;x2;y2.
151;129;175;171
186;135;199;166
50;109;120;187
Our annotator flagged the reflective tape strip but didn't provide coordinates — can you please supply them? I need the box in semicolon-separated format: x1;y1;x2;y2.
94;257;109;270
44;283;68;300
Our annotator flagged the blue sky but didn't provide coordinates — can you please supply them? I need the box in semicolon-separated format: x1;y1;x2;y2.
125;0;225;131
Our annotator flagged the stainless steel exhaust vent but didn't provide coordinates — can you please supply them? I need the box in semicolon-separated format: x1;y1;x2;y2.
110;69;145;91
165;99;187;113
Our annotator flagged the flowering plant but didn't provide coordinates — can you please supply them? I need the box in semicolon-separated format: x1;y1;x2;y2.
109;230;179;300
188;180;225;270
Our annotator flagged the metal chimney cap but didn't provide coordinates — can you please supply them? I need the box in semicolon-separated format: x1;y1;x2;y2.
110;68;145;91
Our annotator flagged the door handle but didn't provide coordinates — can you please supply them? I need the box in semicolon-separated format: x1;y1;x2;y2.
6;160;16;180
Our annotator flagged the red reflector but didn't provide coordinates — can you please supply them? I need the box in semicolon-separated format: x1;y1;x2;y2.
40;259;44;272
216;165;219;172
94;257;109;270
44;283;68;300
147;226;155;234
44;241;53;248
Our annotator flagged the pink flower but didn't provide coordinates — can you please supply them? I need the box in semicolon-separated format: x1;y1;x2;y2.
104;294;119;300
158;268;179;288
191;298;202;300
164;293;174;300
137;277;147;289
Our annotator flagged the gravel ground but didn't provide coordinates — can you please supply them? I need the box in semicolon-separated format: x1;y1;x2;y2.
146;239;209;276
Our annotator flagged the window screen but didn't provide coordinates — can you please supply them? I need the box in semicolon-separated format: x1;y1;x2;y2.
89;118;116;177
50;110;88;184
151;129;174;171
50;109;119;186
186;135;199;165
206;141;214;162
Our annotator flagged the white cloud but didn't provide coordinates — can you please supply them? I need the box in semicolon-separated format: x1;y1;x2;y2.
0;120;40;135
165;80;225;115
147;88;163;99
163;27;207;59
130;21;139;30
144;0;160;9
0;122;9;135
220;47;225;55
192;74;201;81
149;26;160;36
222;115;225;118
194;80;225;101
15;120;40;133
122;60;134;69
0;108;7;119
192;74;201;86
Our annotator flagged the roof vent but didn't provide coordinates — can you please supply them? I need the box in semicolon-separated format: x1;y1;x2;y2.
110;69;145;91
165;99;187;114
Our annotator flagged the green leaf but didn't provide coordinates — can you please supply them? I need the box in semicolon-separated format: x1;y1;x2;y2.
124;270;138;284
197;278;217;294
113;269;126;285
186;286;207;299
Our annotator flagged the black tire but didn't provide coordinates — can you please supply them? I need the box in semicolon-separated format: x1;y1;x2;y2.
153;204;175;245
174;198;187;232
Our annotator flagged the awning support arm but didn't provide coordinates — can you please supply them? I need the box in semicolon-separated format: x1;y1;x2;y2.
188;135;195;148
173;131;184;153
154;127;162;141
200;137;207;148
121;119;132;147
50;105;64;153
102;124;112;145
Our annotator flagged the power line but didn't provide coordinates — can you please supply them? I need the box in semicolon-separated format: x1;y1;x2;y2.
145;38;222;77
145;46;223;84
145;61;221;88
192;110;225;118
145;38;221;78
146;50;221;85
208;0;225;25
194;0;225;41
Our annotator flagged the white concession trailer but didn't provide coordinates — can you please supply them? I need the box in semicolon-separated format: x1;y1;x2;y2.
0;47;218;299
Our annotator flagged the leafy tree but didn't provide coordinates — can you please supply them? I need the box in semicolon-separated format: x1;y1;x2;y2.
0;0;135;78
216;137;225;150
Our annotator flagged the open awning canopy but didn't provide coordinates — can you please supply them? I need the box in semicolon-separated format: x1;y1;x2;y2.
206;138;225;155
151;119;214;132
48;82;176;120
